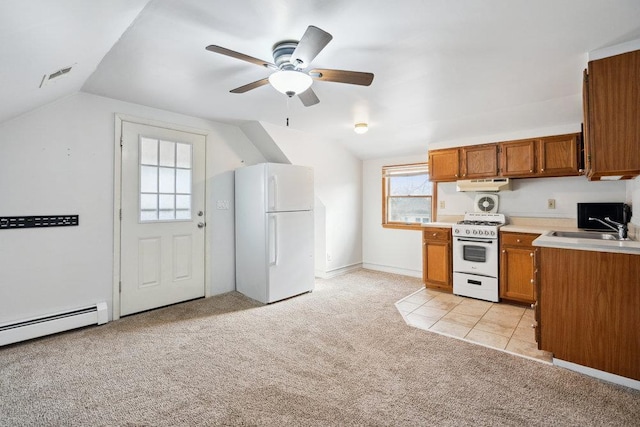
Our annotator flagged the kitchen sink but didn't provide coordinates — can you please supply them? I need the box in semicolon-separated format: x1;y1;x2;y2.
548;230;622;240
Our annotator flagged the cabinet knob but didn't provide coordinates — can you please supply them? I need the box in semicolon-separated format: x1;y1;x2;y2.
541;168;545;172
516;239;521;243
530;252;534;257
529;169;533;172
433;233;437;237
530;279;535;284
502;249;506;253
531;303;537;309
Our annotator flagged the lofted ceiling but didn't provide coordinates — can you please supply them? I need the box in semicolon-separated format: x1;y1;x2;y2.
2;0;640;159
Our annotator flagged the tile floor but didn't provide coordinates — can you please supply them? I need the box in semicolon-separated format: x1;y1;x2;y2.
396;287;552;363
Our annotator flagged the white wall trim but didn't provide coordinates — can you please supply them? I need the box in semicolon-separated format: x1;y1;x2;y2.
553;358;640;391
361;263;422;278
315;263;363;279
112;114;210;321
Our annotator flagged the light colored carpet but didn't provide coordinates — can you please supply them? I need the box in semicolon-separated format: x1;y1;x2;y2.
1;269;638;426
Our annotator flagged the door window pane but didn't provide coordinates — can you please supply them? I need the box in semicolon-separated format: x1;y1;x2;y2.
159;140;175;167
140;138;158;165
159;167;175;193
176;169;191;194
140;166;158;193
176;143;191;168
139;137;193;222
176;195;191;210
140;194;157;210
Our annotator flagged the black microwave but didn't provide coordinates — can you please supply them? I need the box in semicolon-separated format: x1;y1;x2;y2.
577;203;631;230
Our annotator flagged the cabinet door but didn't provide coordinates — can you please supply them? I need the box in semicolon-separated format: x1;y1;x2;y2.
423;241;452;291
499;246;535;303
428;148;460;182
461;144;498;179
423;228;452;292
500;140;536;177
587;50;640;179
538;134;581;177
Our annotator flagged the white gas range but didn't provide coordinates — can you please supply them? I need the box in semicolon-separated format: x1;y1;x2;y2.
452;212;506;302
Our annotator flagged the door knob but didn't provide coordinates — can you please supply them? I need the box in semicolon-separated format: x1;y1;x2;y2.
197;222;206;228
198;211;204;217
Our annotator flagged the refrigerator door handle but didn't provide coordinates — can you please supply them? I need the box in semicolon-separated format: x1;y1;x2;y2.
268;174;278;211
269;215;278;266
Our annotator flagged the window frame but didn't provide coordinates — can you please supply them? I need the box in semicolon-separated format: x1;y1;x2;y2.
381;162;437;230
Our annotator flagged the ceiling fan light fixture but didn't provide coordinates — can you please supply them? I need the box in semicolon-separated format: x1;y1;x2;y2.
268;70;312;97
354;122;368;134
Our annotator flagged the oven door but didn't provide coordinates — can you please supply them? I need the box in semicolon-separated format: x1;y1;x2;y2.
453;236;499;278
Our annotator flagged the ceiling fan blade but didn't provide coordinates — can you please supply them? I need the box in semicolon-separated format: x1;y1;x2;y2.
310;69;374;86
298;87;320;107
291;26;333;69
230;78;270;94
206;45;277;69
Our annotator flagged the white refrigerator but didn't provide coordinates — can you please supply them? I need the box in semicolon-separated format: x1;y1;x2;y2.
235;163;314;304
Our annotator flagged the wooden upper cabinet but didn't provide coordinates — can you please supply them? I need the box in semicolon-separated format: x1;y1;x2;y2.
584;49;640;179
499;134;582;178
537;134;581;177
428;133;583;182
428;148;460;182
500;139;537;177
460;144;498;179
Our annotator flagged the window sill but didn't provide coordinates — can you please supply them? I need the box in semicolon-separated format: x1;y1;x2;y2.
382;223;426;231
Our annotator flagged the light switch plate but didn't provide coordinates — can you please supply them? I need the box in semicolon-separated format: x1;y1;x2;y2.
216;200;230;210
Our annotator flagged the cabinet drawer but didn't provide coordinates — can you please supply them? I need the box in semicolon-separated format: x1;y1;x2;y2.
500;232;539;247
423;227;451;242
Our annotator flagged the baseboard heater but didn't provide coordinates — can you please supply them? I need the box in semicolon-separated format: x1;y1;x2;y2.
0;302;108;347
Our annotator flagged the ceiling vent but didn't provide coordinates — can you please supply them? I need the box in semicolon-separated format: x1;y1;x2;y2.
39;65;74;88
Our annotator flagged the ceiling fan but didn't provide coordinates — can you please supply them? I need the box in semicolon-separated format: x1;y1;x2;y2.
205;25;374;107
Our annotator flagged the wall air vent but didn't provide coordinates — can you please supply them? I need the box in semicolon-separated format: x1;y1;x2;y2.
39;64;74;88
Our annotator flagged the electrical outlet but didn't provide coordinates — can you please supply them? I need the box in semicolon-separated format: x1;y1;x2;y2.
439;200;446;209
547;199;556;209
326;253;332;262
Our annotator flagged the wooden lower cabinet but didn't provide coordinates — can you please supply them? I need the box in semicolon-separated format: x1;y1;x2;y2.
499;232;539;304
538;247;640;381
422;228;452;292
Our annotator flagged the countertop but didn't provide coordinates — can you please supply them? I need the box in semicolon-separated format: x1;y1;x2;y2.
532;232;640;255
420;217;640;255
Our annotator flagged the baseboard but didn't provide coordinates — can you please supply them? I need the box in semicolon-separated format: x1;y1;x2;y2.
361;263;422;279
315;263;362;279
0;302;108;347
553;358;640;391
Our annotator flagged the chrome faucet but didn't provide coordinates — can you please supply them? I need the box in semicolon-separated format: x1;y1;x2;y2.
588;216;628;240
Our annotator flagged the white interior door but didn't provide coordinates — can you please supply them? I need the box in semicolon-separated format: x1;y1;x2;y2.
120;121;206;316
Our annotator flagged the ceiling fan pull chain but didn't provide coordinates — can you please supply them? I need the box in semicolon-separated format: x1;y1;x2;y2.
286;96;290;127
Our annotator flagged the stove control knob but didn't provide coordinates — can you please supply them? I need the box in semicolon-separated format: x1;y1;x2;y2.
465;230;470;235
491;230;495;236
472;230;478;235
484;230;490;235
454;229;459;234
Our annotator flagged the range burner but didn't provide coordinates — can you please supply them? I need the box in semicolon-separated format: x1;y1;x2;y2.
457;220;503;226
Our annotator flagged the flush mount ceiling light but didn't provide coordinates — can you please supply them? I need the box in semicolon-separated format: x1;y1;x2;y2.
354;122;369;134
268;70;313;97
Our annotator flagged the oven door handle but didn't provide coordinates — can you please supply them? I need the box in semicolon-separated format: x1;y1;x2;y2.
456;238;494;244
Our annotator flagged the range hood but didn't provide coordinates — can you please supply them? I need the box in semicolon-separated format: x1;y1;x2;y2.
456;178;511;192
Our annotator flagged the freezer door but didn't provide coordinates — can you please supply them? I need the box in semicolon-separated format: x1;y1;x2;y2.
266;163;314;212
267;211;314;302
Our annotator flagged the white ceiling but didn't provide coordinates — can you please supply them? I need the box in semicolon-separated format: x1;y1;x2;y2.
2;0;640;159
